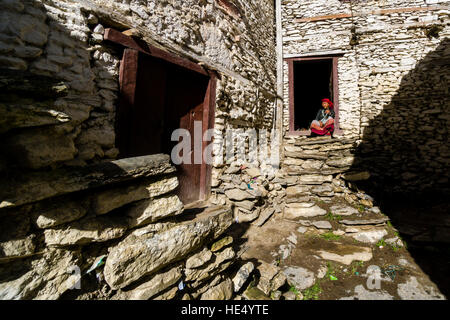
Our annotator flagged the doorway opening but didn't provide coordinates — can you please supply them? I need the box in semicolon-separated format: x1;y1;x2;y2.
287;56;340;134
107;29;215;205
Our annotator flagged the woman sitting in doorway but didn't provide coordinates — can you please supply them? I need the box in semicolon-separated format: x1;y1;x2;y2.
310;98;335;136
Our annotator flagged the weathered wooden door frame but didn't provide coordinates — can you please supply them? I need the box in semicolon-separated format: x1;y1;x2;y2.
105;28;216;201
285;55;342;136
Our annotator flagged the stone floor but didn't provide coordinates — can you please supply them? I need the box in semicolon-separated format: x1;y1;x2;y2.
229;196;446;300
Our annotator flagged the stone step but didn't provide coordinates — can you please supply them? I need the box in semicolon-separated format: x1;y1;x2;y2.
285;167;350;176
284;151;327;160
284;203;327;219
294;137;357;147
0;154;176;209
339;217;390;226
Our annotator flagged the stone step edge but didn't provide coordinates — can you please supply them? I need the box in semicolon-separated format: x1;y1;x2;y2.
293;137;358;147
0;154;175;210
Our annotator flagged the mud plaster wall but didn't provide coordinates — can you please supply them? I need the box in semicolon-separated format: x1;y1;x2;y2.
281;0;450;194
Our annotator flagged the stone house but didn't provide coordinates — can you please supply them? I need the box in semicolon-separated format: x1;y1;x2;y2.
0;0;448;300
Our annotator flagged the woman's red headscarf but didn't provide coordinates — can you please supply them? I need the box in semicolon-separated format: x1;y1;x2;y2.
322;98;334;109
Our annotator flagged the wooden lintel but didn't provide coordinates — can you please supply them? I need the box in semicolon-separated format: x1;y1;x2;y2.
294;5;447;23
104;28;208;76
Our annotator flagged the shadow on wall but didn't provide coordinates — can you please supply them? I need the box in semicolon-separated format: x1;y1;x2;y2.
0;1;130;300
352;38;449;199
0;0;124;174
349;38;450;296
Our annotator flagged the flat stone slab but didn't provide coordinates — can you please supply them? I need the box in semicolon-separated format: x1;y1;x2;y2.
1;103;70;134
284;151;327;161
44;216;128;247
326;157;355;168
351;229;388;244
282;266;315;290
200;278;233;300
397;276;445;300
93;176;179;216
284;204;327;219
104;205;233;289
339;217;389;226
286;185;310;198
211;236;233;252
0;154;175;209
312;221;332;229
113;264;182;300
297;226;308;234
243;286;271;300
185;247;213;269
340;285;394;300
232;262;255;292
225;189;257;201
252;208;275;227
233;200;256;211
330;205;358;216
297;174;333;185
125;194;184;228
317;244;373;265
295;137;355;146
0;248;81;300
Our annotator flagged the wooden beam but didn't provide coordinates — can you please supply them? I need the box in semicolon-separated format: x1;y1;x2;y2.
294;5;447;23
104;28;208;76
200;74;217;200
116;48;139;158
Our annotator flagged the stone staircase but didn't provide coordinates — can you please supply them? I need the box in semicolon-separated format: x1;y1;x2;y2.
224;136;446;300
281;136;365;203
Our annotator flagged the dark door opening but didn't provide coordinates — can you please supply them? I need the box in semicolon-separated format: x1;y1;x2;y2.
116;48;214;204
294;59;332;131
287;56;340;134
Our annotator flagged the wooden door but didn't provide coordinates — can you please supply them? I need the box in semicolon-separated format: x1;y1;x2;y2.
177;102;203;203
163;65;210;204
117;48;213;205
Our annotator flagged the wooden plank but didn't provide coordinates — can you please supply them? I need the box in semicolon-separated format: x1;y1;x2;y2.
332;57;341;132
104;28;208;76
295;13;352;23
200;74;217;200
117;48;139;158
288;59;295;133
294;5;447;23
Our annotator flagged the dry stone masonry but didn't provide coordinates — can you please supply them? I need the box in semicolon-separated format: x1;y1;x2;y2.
0;0;449;300
0;154;238;300
281;0;449;195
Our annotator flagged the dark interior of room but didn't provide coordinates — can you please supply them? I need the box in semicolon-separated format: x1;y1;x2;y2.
293;59;333;131
117;53;210;203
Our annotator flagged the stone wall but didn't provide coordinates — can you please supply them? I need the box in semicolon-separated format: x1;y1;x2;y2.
0;154;237;300
281;0;450;195
1;0;277;169
0;0;278;216
0;0;277;300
